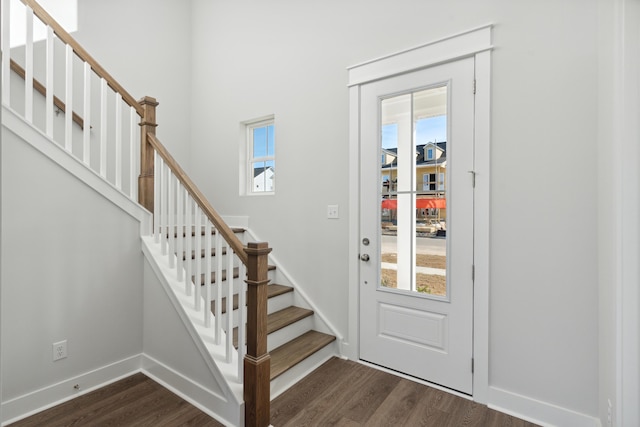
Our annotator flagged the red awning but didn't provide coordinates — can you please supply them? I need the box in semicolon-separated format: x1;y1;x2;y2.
381;198;446;209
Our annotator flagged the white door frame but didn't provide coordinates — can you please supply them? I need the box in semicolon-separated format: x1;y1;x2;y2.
346;25;492;403
612;0;640;424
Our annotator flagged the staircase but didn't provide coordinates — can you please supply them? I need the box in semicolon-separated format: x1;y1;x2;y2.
180;226;336;394
3;0;339;424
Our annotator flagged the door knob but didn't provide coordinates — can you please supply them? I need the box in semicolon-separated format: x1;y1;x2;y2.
360;254;370;262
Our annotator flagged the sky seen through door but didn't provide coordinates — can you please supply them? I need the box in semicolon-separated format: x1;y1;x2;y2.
381;115;447;149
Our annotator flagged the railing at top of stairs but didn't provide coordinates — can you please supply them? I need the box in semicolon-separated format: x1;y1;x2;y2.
1;0;270;425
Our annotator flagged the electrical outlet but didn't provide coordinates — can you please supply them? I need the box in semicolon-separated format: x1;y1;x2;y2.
327;204;339;219
52;340;67;361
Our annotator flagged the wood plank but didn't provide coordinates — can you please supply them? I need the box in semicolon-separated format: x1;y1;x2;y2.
270;357;541;427
9;373;223;426
274;360;387;426
270;358;356;426
267;306;313;334
270;330;336;380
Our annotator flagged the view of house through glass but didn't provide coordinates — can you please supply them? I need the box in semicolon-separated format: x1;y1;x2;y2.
249;121;275;193
380;86;447;297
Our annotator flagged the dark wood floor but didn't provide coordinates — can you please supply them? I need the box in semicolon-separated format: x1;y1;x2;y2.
9;373;224;427
10;359;539;426
271;357;540;427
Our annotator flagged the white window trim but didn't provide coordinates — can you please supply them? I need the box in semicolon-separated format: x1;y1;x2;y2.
239;115;275;196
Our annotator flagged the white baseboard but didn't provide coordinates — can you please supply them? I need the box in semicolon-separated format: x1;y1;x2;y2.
1;354;142;426
141;354;241;427
488;386;601;427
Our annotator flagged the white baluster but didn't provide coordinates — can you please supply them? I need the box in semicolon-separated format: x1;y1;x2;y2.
45;26;54;137
176;183;184;282
65;44;73;151
194;207;202;311
115;94;122;189
204;220;212;328
167;173;175;268
184;196;193;296
1;0;11;105
215;228;224;345
82;62;91;163
100;78;107;177
226;245;234;362
160;161;168;256
24;6;34;122
129;107;137;198
153;152;161;243
237;261;246;381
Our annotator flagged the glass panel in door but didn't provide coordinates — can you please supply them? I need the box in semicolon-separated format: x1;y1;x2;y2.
379;86;448;297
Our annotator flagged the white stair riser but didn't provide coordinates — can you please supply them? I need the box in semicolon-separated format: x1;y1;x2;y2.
234;317;315;354
268;292;295;314
266;317;314;353
211;290;296;331
270;342;338;399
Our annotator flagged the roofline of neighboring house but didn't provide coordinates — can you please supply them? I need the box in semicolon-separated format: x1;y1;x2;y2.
381;161;447;171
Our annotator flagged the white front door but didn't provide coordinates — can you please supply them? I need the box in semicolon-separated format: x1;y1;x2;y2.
359;57;475;394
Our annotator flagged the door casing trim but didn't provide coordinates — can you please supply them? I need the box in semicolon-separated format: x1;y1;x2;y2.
345;24;492;403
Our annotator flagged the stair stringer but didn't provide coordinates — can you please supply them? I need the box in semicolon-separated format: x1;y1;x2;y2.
141;236;244;427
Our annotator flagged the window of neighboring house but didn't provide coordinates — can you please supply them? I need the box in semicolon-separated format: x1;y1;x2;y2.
246;118;275;194
438;172;445;190
426;147;434;160
382;174;390;192
422;173;436;191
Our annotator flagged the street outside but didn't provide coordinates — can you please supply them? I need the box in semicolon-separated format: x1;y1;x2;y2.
380;234;447;295
381;234;446;256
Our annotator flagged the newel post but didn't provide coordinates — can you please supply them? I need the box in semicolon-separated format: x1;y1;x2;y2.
244;242;272;427
138;96;159;213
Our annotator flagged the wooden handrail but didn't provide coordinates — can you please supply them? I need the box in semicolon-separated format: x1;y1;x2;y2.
146;133;249;266
20;0;144;117
9;59;85;129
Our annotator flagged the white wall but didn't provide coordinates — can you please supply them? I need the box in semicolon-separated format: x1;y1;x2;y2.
188;0;600;421
1;123;143;417
73;0;193;168
141;258;241;426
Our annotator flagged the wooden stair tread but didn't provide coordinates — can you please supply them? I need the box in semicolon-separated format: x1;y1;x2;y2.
232;306;314;347
195;265;276;285
211;284;293;314
267;306;314;334
270;331;336;380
